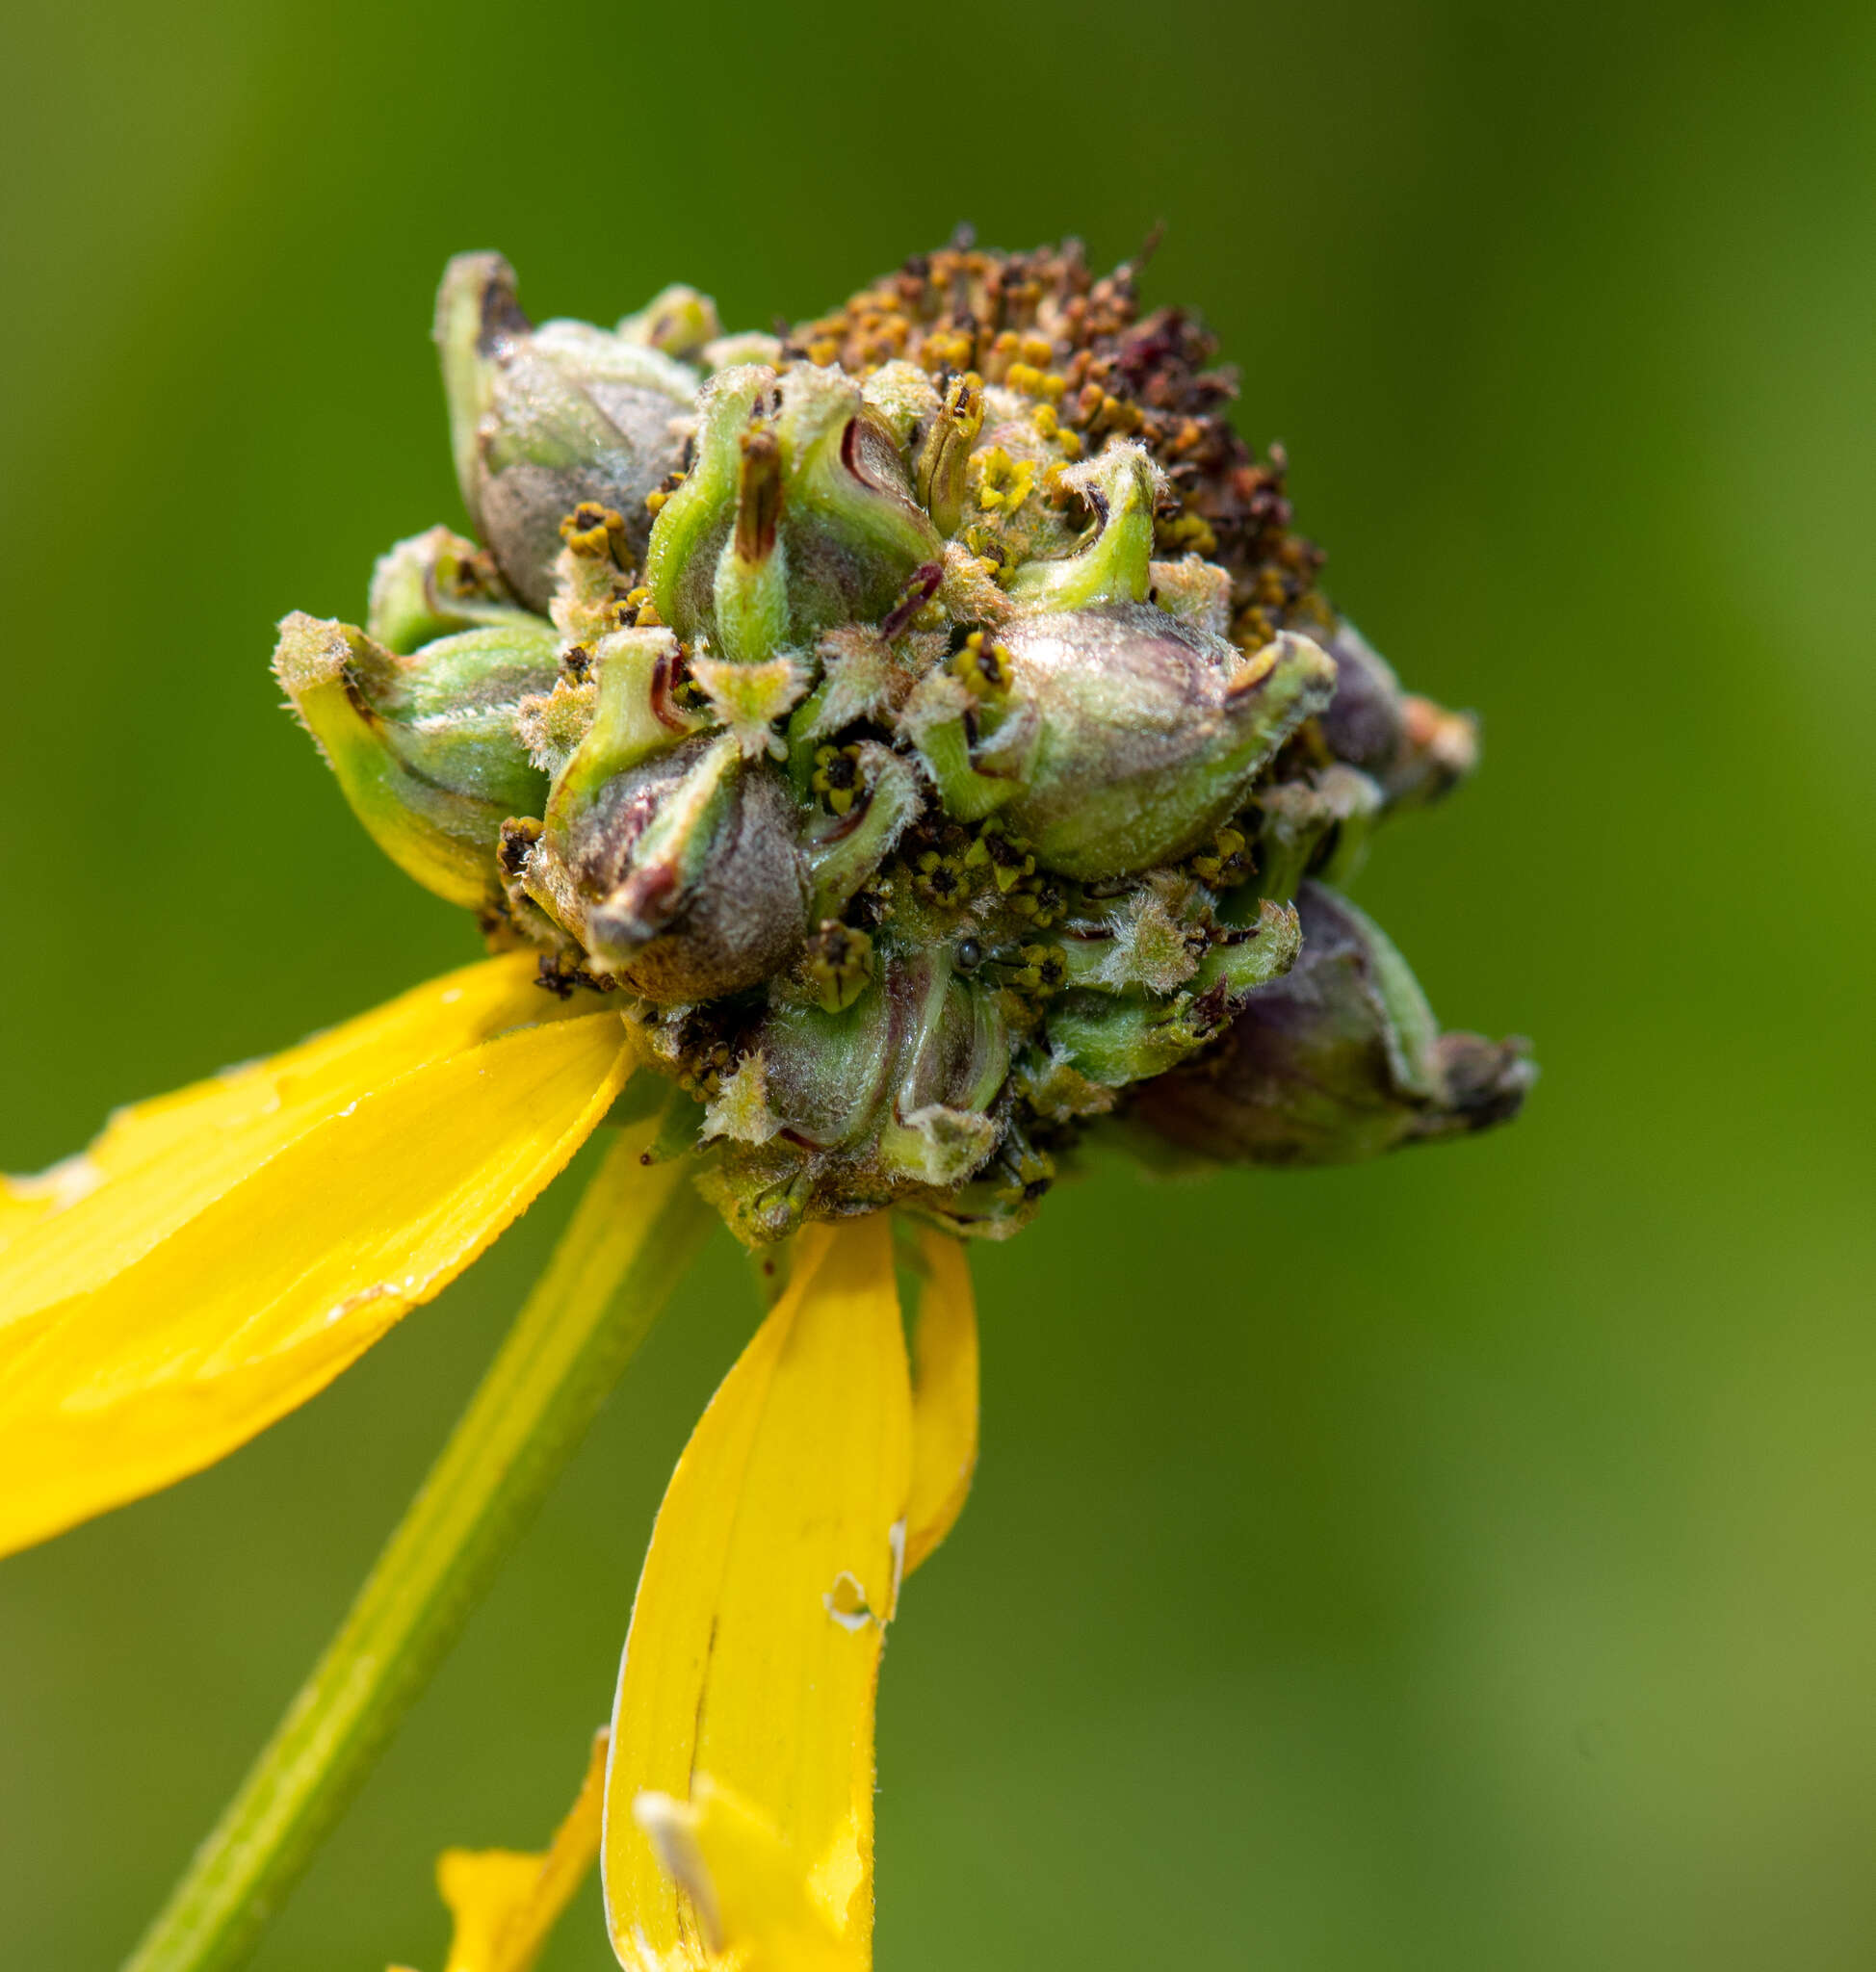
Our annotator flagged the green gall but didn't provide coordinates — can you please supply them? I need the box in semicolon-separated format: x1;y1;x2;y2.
928;610;1337;878
521;732;807;1002
435;253;697;612
647;361;941;661
700;941;1010;1243
274;611;556;909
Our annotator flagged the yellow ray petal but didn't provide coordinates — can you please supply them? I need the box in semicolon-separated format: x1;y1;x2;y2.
902;1228;979;1578
602;1217;911;1972
422;1728;610;1972
0;952;572;1314
0;1011;634;1560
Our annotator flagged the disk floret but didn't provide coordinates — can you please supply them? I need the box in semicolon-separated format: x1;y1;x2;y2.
275;238;1531;1244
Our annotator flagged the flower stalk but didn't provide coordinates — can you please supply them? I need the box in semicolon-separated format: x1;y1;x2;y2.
122;1124;712;1972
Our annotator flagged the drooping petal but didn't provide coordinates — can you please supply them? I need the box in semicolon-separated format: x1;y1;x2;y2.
0;1010;634;1560
902;1227;979;1577
602;1217;911;1972
0;951;568;1316
413;1728;609;1972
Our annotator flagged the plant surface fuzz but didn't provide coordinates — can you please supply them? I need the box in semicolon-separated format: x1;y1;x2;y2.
275;236;1533;1243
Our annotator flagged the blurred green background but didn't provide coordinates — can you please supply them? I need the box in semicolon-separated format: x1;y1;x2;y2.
4;0;1873;1965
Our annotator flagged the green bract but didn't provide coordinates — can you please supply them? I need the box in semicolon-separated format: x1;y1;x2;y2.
276;238;1531;1242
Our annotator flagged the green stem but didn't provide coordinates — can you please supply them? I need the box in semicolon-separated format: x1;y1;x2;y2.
123;1128;713;1972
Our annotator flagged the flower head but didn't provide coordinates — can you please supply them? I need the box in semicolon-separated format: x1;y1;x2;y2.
273;238;1528;1249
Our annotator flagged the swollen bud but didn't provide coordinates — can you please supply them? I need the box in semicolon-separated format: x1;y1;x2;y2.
519;725;807;1003
435;253;698;611
274;611;557;909
770;363;941;633
1130;882;1534;1163
698;941;1010;1243
644;360;941;659
915;608;1337;879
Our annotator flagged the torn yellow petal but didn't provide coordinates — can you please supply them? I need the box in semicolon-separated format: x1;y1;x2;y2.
902;1228;979;1578
0;951;569;1318
633;1778;858;1972
429;1728;610;1972
0;1011;634;1559
603;1217;911;1972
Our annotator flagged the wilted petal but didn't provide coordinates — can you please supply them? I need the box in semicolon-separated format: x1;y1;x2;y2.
602;1217;912;1970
